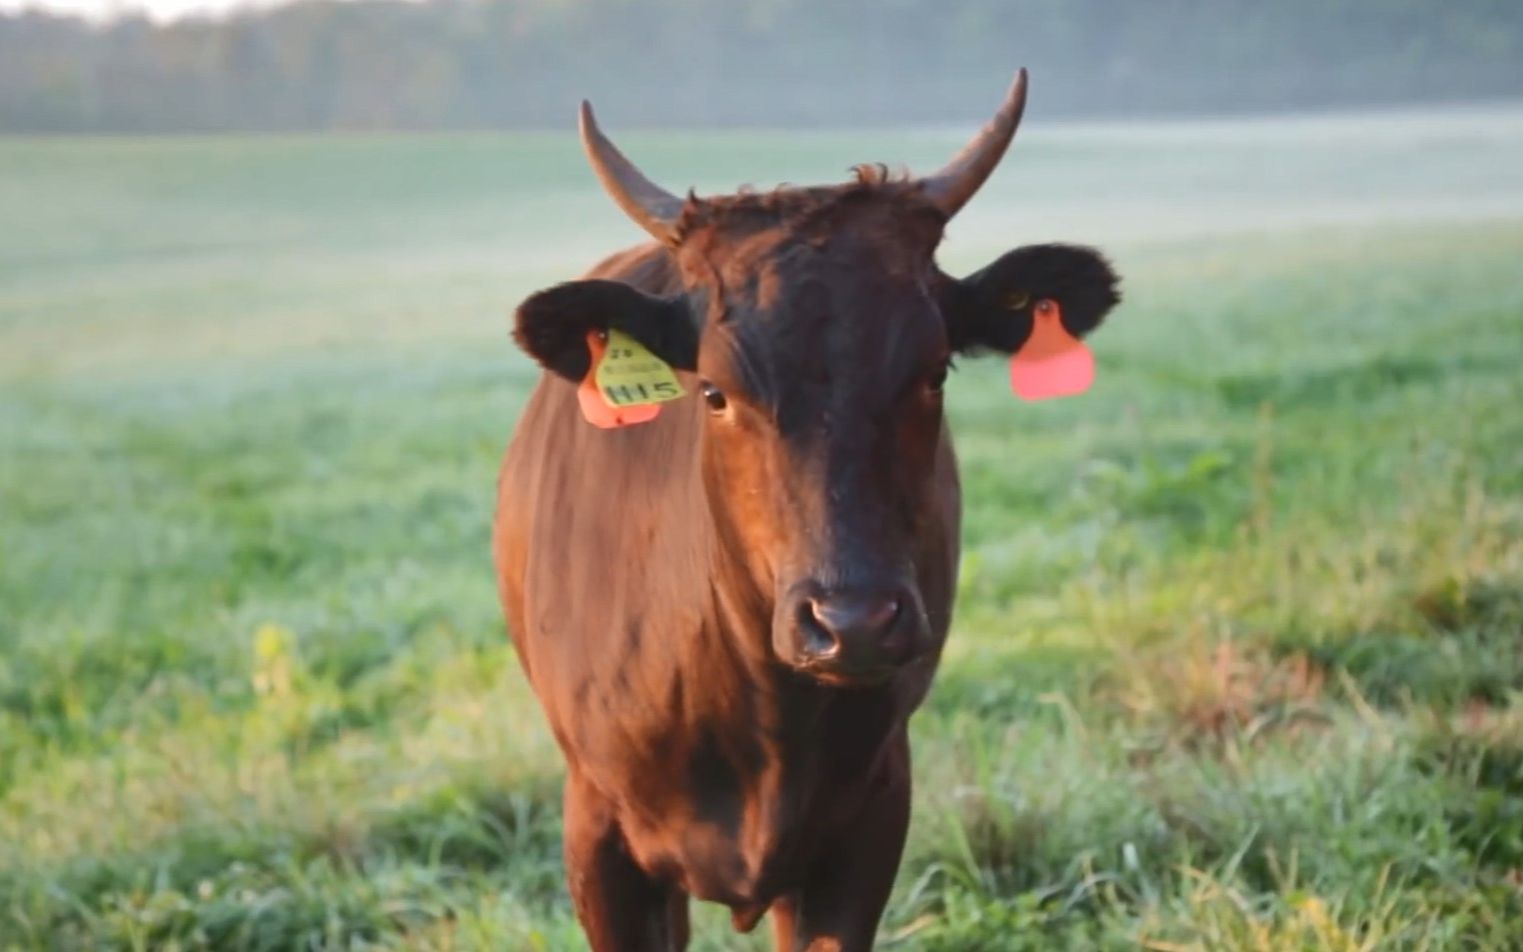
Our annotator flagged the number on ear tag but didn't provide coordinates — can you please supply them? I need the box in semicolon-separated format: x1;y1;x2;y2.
577;329;685;428
595;328;686;407
1009;299;1094;401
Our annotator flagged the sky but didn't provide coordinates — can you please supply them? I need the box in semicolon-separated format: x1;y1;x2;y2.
0;0;385;20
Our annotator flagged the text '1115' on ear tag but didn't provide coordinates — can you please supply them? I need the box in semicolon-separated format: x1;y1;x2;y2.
577;328;687;429
1009;299;1094;401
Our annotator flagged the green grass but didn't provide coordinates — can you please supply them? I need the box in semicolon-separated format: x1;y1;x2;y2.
2;107;1522;950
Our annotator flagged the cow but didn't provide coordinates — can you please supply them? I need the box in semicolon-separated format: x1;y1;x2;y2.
493;69;1121;951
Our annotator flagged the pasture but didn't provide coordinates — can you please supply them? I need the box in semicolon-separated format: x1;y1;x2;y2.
2;105;1522;949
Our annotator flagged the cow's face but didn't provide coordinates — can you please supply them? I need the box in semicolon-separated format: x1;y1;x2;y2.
672;189;953;684
512;72;1121;685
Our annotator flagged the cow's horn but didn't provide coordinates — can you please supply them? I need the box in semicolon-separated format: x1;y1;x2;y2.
579;101;684;243
919;69;1029;218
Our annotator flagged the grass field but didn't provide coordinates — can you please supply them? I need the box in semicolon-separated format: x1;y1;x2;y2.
2;105;1522;949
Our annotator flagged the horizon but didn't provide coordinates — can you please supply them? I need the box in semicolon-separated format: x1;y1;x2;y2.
5;1;1520;141
0;0;399;22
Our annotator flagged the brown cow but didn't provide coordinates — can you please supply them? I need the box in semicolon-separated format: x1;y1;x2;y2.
494;70;1121;951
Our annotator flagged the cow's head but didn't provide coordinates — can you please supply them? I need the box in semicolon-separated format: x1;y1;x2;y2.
514;71;1120;687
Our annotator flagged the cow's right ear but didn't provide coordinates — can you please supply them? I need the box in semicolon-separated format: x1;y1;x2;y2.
512;279;698;381
940;244;1121;355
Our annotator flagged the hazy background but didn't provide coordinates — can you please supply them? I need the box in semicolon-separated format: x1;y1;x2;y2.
3;2;1523;949
3;0;1523;132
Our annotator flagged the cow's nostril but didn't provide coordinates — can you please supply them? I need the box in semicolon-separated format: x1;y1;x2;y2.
797;598;841;658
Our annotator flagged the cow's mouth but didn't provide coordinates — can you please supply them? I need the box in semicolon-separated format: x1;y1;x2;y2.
794;661;898;688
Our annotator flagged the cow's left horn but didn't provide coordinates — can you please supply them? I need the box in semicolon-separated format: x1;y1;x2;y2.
579;101;684;244
919;68;1029;218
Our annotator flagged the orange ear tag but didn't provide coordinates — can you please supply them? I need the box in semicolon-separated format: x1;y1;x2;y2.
576;328;684;428
1009;299;1094;401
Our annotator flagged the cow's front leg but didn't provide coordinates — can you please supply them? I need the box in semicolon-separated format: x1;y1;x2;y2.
563;771;687;951
771;738;912;952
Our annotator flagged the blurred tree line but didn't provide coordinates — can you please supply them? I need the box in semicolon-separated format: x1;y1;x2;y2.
2;0;1520;132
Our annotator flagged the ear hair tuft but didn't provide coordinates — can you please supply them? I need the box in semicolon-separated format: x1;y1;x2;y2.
942;243;1122;354
512;279;699;382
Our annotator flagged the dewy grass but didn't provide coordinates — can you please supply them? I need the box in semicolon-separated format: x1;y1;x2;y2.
3;111;1523;948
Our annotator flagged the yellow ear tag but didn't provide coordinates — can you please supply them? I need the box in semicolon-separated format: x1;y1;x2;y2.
594;327;686;408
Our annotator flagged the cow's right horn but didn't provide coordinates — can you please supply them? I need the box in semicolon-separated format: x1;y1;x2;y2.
919;69;1029;219
579;101;684;244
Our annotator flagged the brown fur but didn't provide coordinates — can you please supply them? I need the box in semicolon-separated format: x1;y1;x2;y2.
671;172;935;245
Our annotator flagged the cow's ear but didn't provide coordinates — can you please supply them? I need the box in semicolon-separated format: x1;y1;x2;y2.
942;244;1121;354
512;279;697;381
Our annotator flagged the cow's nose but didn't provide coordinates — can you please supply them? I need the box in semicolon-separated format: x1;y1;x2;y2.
808;593;901;644
795;588;914;672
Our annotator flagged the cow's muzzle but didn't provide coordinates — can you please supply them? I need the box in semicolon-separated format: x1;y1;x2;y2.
775;580;931;684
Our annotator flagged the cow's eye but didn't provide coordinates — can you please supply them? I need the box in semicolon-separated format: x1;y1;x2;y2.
925;365;949;394
701;382;728;413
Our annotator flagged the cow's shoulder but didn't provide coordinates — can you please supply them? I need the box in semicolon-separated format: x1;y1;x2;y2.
496;241;710;713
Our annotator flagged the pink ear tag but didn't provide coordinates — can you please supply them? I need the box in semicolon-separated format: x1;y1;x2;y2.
1009;299;1094;401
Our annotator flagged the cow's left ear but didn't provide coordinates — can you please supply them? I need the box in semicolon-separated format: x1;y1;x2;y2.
941;244;1121;354
513;279;698;382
